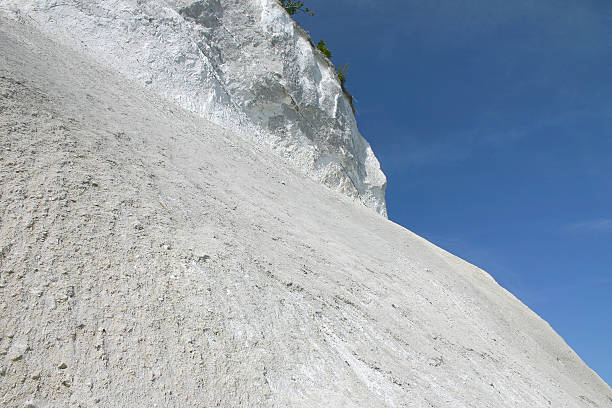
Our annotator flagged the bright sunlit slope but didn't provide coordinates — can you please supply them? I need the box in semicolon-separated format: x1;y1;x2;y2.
1;14;610;408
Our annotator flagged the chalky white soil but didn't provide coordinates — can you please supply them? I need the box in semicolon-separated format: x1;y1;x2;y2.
1;14;610;408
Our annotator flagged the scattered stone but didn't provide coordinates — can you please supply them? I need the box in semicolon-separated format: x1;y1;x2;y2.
7;342;28;362
428;356;444;367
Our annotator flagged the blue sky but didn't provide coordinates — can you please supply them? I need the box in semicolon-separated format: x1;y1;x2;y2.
294;0;612;385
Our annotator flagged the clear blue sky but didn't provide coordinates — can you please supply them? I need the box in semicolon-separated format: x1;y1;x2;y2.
294;0;612;386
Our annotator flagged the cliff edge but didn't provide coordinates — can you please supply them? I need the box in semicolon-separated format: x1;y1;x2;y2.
1;0;388;215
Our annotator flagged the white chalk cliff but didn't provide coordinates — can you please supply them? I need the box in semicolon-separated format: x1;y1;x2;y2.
1;2;611;408
1;0;387;215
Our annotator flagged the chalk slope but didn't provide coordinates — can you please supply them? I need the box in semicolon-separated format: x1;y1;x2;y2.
0;0;387;215
1;14;610;408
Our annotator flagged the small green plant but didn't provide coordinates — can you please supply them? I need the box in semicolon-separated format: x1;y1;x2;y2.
279;0;314;16
337;64;349;87
316;40;332;59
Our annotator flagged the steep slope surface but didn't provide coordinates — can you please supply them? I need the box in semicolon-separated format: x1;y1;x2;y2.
1;15;611;408
0;0;387;215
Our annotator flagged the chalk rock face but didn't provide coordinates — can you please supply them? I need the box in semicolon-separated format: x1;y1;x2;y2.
1;14;612;408
1;0;387;215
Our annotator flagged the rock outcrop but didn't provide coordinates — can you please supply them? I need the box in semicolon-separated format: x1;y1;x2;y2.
1;0;387;215
1;5;611;408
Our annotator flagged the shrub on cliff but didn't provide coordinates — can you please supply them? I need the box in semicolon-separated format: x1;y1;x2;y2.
279;0;314;16
316;40;332;59
337;64;349;86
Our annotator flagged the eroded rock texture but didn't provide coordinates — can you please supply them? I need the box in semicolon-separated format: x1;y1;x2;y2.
1;6;611;408
1;0;387;215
